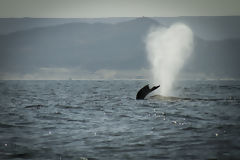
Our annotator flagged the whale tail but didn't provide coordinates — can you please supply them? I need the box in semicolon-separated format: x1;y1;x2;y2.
136;84;160;100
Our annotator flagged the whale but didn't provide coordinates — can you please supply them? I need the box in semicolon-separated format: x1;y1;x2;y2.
136;84;238;101
136;84;160;100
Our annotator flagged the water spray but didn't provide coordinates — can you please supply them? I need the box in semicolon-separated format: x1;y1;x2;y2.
146;23;193;96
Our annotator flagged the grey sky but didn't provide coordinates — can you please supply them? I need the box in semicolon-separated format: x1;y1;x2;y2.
0;0;240;18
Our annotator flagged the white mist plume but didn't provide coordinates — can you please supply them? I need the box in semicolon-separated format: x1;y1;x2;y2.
146;23;193;96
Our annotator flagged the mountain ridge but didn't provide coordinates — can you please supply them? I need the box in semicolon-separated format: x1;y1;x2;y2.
1;16;240;40
0;17;240;79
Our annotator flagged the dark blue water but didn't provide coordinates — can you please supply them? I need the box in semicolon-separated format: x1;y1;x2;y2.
0;80;240;160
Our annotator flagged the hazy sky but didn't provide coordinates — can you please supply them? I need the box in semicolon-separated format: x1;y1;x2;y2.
0;0;240;18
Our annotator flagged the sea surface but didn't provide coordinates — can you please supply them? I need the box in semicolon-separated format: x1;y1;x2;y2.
0;80;240;160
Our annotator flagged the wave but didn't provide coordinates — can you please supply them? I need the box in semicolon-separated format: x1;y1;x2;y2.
149;95;240;101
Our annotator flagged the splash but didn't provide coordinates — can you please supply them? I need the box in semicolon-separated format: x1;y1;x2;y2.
146;23;193;96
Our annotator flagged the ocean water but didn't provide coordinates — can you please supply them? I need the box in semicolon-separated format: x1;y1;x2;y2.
0;80;240;160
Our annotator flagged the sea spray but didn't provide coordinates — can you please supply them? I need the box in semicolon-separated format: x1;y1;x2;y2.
146;23;193;96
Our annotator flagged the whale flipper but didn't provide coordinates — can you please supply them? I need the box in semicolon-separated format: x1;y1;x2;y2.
136;84;160;100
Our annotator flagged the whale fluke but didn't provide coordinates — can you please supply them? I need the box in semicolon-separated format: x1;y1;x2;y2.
136;84;160;100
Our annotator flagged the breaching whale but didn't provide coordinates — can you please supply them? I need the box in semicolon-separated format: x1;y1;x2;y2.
136;84;240;103
136;85;236;101
136;84;160;100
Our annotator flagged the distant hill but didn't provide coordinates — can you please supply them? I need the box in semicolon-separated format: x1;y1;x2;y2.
184;37;240;79
0;17;134;35
0;17;159;74
0;17;240;79
1;16;240;40
153;16;240;40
